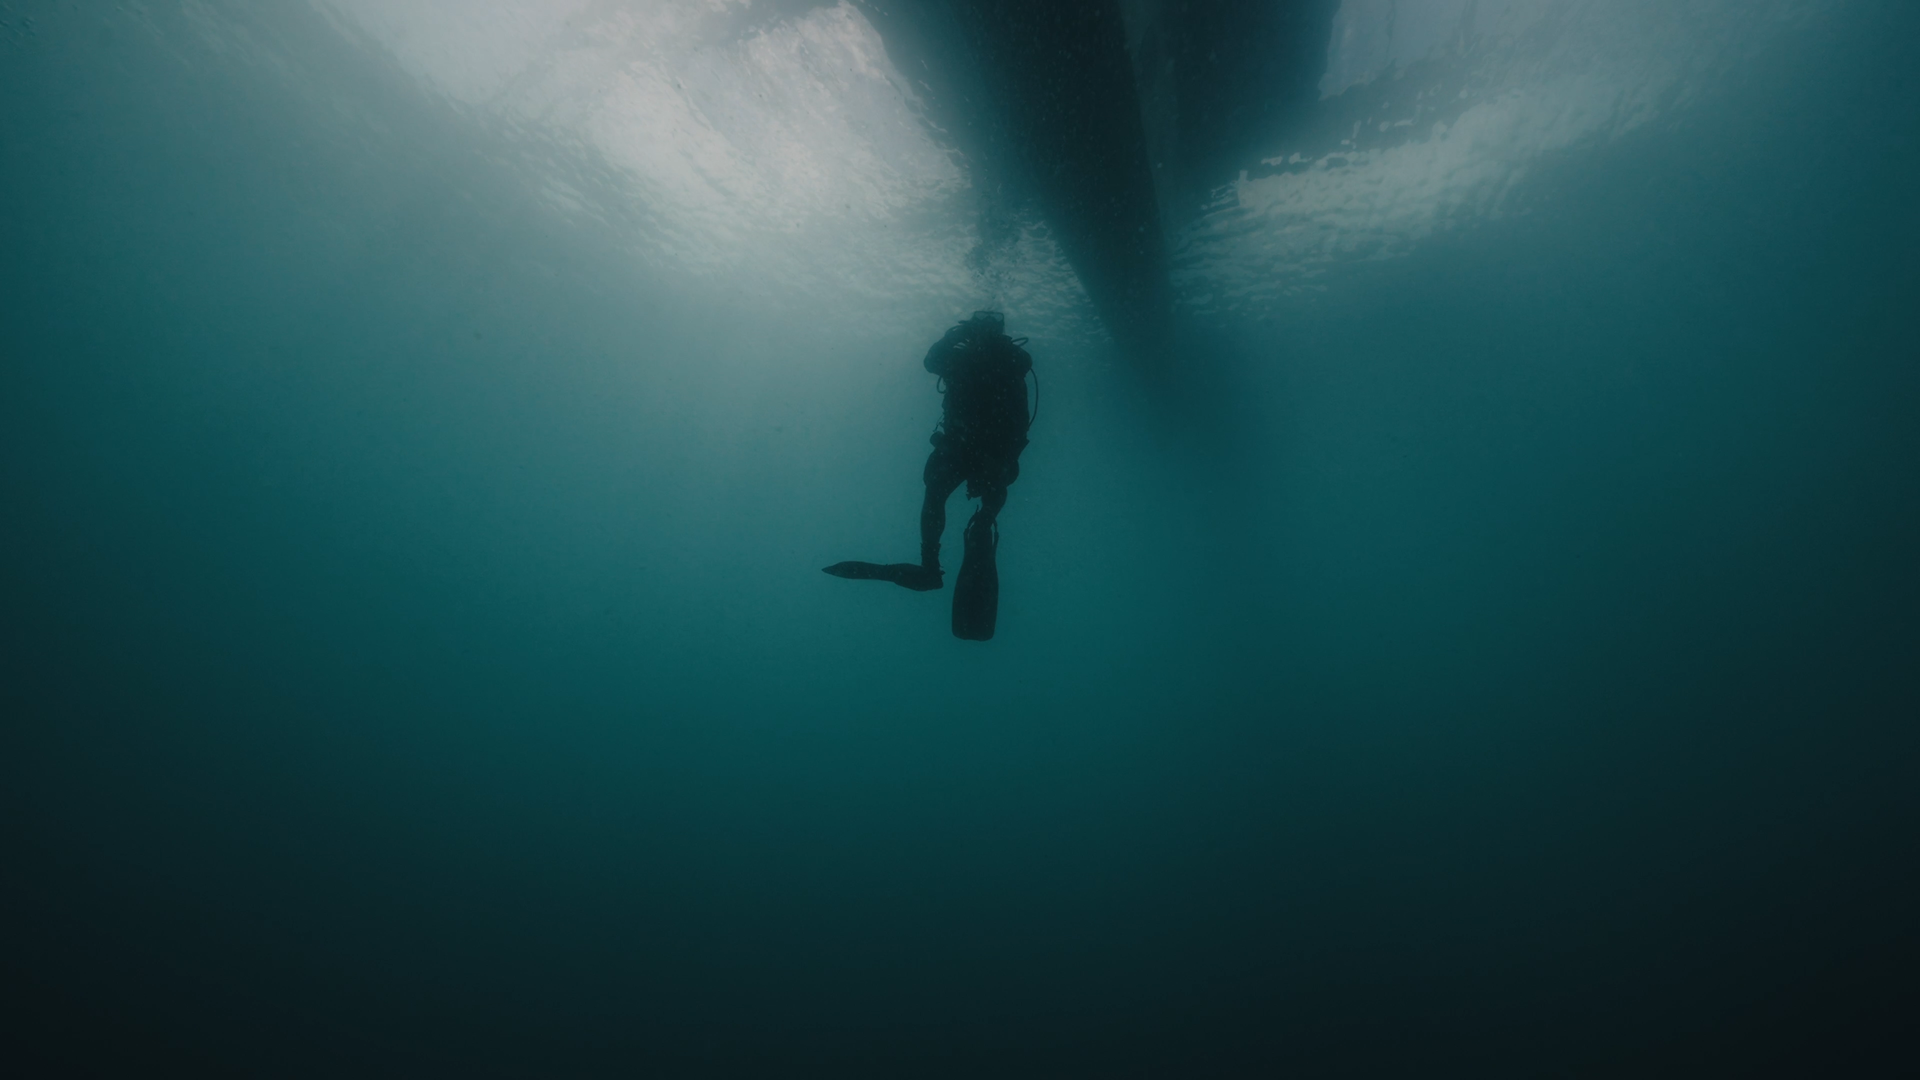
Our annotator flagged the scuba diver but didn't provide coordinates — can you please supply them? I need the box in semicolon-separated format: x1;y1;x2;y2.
824;311;1035;640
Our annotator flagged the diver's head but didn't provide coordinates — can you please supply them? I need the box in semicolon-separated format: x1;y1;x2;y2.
966;310;1005;337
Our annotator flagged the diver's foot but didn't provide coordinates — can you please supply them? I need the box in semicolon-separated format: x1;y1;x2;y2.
822;561;944;591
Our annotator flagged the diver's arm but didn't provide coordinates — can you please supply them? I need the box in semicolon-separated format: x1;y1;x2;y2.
923;325;969;375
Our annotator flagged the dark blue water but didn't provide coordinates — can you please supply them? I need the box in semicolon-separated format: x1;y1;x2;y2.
4;2;1916;1075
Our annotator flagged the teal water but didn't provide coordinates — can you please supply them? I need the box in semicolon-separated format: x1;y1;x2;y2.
3;2;1916;1075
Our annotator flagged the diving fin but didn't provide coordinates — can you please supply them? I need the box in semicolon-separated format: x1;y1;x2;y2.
822;560;943;592
951;516;999;641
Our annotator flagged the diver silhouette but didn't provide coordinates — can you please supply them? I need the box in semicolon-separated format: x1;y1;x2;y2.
824;311;1035;640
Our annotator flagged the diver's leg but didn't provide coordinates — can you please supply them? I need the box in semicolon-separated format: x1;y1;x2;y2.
951;482;1006;641
963;459;1011;549
921;446;964;570
972;484;1007;526
963;484;1005;571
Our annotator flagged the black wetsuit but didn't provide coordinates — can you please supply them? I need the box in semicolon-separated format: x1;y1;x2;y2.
821;317;1032;639
919;323;1032;568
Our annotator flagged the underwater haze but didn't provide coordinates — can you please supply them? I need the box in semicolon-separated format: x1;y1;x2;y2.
4;1;1917;1075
